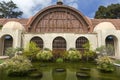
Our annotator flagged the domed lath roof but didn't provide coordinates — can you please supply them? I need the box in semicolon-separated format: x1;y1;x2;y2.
2;21;25;32
28;3;91;33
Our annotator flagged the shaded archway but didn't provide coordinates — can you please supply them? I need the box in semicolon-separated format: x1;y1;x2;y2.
30;36;43;49
76;37;89;53
52;37;66;57
2;35;13;55
105;35;117;56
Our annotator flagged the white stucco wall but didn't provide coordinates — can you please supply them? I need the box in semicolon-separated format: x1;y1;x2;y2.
0;21;120;59
23;33;97;50
100;30;120;59
94;22;120;59
0;30;23;55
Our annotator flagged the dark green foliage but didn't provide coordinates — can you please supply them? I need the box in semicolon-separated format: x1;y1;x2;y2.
0;1;23;18
95;4;120;19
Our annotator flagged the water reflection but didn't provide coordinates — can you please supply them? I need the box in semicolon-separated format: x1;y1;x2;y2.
0;62;120;80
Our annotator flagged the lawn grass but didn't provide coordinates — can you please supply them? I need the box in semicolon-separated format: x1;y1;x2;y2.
114;60;120;64
0;59;4;64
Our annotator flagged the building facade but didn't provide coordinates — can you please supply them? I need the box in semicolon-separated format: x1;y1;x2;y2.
0;1;120;58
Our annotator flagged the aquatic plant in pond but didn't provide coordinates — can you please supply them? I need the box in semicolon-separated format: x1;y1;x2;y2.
66;48;82;61
96;56;115;72
0;55;32;76
36;48;53;61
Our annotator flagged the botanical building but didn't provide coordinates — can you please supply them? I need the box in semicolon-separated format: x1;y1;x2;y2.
0;1;120;58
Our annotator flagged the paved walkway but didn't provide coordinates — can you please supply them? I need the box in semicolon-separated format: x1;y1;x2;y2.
0;56;9;60
114;63;120;67
0;56;9;65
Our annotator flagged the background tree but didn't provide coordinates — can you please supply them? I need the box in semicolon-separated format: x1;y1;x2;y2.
0;1;23;18
95;4;120;19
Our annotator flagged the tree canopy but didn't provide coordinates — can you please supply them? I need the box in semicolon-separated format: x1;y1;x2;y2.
0;1;23;18
95;4;120;19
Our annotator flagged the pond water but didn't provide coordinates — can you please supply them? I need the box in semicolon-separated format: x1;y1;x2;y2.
0;62;120;80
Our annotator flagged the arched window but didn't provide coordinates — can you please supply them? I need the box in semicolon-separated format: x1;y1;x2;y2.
52;37;66;57
3;35;13;55
76;37;89;53
105;35;116;56
30;37;43;49
53;37;66;50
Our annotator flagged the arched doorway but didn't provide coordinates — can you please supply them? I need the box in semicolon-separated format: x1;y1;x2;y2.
76;37;89;53
2;35;13;55
52;37;66;57
30;37;43;49
105;35;117;56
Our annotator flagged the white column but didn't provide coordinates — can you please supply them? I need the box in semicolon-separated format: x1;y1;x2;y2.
43;35;53;50
14;30;22;48
66;36;76;50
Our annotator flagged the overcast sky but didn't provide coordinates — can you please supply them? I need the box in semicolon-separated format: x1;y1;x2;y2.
0;0;120;18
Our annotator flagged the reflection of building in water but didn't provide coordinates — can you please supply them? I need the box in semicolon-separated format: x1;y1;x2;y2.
0;1;120;58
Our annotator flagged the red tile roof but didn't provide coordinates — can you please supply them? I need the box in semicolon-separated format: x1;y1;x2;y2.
0;18;120;32
0;18;28;27
91;19;120;30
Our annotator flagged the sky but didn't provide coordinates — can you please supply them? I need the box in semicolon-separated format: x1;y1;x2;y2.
0;0;120;18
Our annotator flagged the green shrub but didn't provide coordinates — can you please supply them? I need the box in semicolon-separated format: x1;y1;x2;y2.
96;45;114;56
83;50;96;61
23;42;40;60
66;48;82;61
0;55;32;76
82;42;96;61
5;47;24;58
96;56;115;72
5;47;16;58
56;58;64;63
36;48;53;61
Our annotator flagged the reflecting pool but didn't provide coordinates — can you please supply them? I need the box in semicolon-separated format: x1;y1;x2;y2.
0;62;120;80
